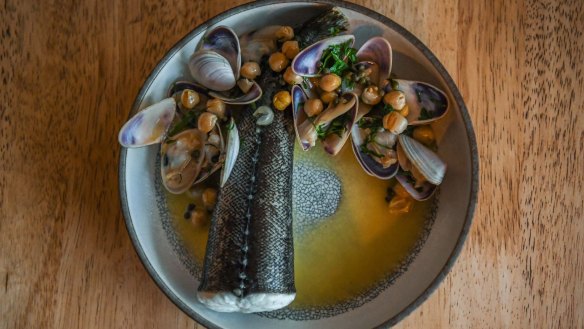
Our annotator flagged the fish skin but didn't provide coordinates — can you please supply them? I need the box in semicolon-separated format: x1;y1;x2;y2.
198;78;296;297
198;6;350;305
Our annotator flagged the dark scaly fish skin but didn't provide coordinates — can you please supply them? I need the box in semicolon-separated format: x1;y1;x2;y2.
198;63;296;297
198;7;350;305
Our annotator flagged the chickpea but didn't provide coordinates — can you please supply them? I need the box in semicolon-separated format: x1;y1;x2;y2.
275;26;294;41
383;111;408;135
361;86;382;105
240;62;261;80
320;91;338;104
383;90;406;110
191;209;209;227
304;99;324;117
202;187;218;210
198;112;218;133
273;90;292;111
413;125;435;146
283;66;302;85
399;104;410;117
281;41;300;59
206;99;226;119
180;89;200;109
268;52;289;73
319;73;342;92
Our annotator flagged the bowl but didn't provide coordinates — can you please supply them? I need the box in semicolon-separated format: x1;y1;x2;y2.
119;1;478;328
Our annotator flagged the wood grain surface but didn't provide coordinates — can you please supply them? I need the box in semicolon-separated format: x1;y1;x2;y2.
1;0;583;328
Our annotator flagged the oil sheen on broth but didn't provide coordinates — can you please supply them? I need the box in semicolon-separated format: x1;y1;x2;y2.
165;143;433;308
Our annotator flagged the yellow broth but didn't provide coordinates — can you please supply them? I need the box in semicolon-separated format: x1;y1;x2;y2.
165;143;432;308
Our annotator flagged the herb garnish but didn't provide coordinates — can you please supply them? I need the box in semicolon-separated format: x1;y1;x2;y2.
328;26;341;36
167;110;199;136
315;115;348;140
318;40;358;76
418;107;432;121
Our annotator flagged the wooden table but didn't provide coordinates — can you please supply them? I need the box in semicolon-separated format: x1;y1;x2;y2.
1;0;583;328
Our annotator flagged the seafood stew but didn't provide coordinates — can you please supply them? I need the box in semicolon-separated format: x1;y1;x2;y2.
119;5;453;317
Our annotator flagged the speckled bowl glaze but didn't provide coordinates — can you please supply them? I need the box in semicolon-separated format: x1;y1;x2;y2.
119;1;478;328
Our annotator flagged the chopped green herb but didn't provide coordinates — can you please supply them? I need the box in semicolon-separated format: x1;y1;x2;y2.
390;79;399;91
418;107;432;121
360;143;383;158
382;104;395;115
315;124;327;140
318;40;358;76
328;26;341;36
341;75;355;90
167;110;199;136
250;102;257;110
227;119;235;130
357;117;382;130
301;77;310;90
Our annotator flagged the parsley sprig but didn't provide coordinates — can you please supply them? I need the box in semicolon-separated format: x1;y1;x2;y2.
318;41;357;76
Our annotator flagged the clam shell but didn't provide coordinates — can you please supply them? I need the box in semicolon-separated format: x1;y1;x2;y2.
167;81;209;98
220;118;240;187
291;35;355;77
395;174;437;201
189;50;236;91
198;26;241;80
291;85;316;151
160;129;207;194
356;37;392;85
194;124;225;185
398;134;446;185
322;94;358;156
209;80;262;105
118;97;176;148
351;123;399;179
387;80;449;125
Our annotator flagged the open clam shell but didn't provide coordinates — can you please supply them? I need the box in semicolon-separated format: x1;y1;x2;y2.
398;134;446;185
387;80;449;125
322;95;358;155
291;34;355;77
291;85;316;151
194;124;225;185
160;129;207;194
351;122;399;179
189;50;236;92
118;97;176;148
198;26;241;80
167;81;209;98
209;80;262;105
356;37;392;85
220;118;240;187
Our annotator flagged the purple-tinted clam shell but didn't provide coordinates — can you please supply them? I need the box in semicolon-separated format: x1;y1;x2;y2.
118;97;176;148
291;35;355;77
386;80;449;125
350;124;399;179
323;94;358;156
167;81;209;98
398;134;446;186
356;37;392;85
209;80;262;105
395;174;437;201
198;26;241;80
291;85;312;151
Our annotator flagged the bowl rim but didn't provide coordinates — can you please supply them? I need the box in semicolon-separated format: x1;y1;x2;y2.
118;1;479;328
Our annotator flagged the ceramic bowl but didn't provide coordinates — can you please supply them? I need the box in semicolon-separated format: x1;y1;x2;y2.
119;1;478;328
